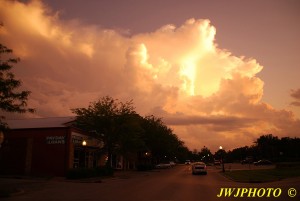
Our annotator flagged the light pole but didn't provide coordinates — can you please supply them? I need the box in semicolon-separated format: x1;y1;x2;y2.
219;146;225;172
82;140;87;168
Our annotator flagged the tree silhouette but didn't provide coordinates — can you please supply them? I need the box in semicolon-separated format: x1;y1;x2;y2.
140;115;188;163
255;134;279;160
71;96;142;168
198;146;213;162
0;43;34;130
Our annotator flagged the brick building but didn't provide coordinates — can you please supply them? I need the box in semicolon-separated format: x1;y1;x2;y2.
0;117;104;177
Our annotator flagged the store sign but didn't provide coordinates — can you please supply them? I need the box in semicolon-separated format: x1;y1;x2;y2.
71;132;104;148
46;136;65;144
72;135;83;145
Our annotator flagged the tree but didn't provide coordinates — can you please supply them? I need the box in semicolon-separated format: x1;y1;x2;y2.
255;134;280;160
279;137;300;160
140;115;188;163
0;43;34;130
214;149;226;161
198;146;213;162
71;96;143;167
72;97;191;168
115;113;145;165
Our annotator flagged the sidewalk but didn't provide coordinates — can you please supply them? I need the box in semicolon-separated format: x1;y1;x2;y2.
0;170;143;198
0;176;47;198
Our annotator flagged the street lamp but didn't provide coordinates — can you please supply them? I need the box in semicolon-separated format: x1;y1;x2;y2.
82;140;87;168
219;146;225;172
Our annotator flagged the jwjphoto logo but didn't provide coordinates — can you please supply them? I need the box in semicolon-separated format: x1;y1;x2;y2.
217;188;285;198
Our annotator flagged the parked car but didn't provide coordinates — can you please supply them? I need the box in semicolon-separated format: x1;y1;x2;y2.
185;160;191;165
253;160;272;166
169;161;176;167
155;163;171;169
214;160;221;165
192;162;207;175
241;157;253;164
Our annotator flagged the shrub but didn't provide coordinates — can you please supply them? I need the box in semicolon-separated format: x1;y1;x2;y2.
136;164;153;171
95;166;114;176
66;166;114;179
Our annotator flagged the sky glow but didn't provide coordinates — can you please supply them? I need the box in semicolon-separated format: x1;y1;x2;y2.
1;0;299;151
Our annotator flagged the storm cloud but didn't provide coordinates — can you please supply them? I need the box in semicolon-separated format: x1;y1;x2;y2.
1;0;299;151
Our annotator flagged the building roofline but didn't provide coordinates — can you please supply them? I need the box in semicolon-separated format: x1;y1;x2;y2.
5;116;77;129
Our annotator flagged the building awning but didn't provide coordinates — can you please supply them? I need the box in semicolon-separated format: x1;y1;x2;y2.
5;117;76;129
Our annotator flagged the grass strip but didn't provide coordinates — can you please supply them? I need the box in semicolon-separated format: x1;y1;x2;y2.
223;168;300;183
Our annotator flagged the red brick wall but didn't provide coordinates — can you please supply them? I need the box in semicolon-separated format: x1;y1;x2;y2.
31;128;68;176
0;137;27;174
0;128;70;176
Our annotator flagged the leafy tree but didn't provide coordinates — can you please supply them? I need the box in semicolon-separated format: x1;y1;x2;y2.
255;134;280;160
226;134;300;162
72;97;192;167
0;43;34;130
198;146;213;162
116;113;146;164
140;115;188;163
279;137;300;160
71;96;143;167
175;144;191;163
214;148;227;161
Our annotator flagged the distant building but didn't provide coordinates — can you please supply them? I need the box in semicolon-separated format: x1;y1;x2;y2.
0;117;104;177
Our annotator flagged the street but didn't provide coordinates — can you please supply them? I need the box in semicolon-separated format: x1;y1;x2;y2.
1;164;300;201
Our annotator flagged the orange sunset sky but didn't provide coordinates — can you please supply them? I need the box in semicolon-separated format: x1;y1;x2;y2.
1;0;300;152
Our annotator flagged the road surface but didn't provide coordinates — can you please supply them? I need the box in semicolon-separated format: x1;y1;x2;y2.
1;164;299;201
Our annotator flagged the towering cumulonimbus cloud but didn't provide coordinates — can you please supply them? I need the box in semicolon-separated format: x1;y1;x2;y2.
1;0;299;151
